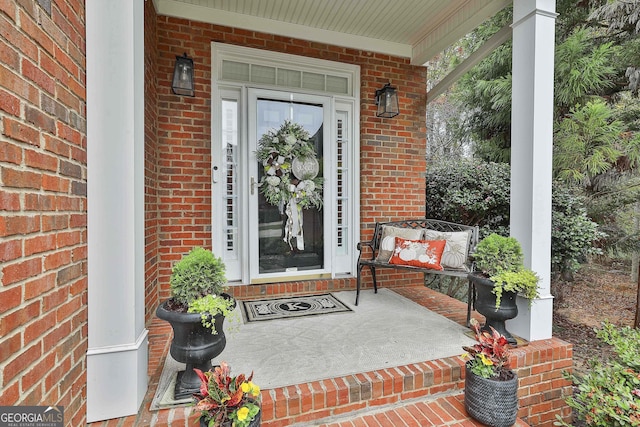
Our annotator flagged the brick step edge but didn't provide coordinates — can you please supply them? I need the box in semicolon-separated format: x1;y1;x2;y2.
260;356;468;426
308;391;530;427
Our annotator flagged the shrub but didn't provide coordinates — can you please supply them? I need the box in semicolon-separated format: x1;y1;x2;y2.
170;247;228;306
557;322;640;426
425;159;510;237
426;160;602;281
551;184;604;280
472;233;540;308
472;233;523;276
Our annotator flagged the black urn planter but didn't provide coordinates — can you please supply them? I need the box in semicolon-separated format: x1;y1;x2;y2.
469;273;518;345
156;294;236;399
464;364;518;427
199;410;261;427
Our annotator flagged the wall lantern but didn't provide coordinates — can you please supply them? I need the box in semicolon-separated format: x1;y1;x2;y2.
374;82;399;118
171;53;195;97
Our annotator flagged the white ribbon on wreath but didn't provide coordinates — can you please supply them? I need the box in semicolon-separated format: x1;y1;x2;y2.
285;196;303;250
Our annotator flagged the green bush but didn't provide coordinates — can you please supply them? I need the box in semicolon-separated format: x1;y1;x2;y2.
557;323;640;427
170;247;228;306
425;160;602;280
425;159;510;237
472;233;540;308
472;233;523;276
551;184;604;280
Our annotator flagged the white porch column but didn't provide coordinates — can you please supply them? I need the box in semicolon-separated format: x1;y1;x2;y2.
86;0;148;422
508;0;557;341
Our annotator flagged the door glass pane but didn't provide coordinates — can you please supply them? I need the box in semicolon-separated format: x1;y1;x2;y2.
256;99;324;274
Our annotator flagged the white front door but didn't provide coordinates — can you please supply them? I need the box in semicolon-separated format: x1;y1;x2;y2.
247;89;332;283
212;88;334;283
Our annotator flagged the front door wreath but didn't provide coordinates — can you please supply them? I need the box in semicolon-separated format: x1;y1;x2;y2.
256;120;323;250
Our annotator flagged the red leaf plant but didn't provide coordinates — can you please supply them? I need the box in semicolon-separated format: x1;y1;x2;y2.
462;318;514;380
193;361;261;427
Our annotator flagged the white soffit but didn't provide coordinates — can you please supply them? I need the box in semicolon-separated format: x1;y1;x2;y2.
154;0;510;65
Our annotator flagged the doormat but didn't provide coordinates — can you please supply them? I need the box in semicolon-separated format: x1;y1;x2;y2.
241;293;352;323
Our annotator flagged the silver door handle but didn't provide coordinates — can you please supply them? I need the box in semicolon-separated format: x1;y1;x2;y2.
250;176;261;195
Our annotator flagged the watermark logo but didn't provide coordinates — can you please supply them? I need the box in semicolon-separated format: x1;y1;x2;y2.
0;406;64;427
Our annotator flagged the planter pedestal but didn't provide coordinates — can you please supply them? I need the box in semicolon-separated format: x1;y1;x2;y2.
469;274;518;345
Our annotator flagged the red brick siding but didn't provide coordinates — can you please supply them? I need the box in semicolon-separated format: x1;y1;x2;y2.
0;1;87;425
144;0;160;324
153;17;428;298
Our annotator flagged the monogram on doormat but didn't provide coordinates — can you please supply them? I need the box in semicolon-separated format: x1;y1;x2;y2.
241;294;352;323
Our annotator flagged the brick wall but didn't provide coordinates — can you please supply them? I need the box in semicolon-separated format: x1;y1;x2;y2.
0;1;87;425
153;17;428;300
144;0;160;324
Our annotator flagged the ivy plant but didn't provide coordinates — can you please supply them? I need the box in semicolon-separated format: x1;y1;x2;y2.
187;294;236;334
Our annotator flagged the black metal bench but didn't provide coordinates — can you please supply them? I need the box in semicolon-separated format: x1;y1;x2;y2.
356;219;479;325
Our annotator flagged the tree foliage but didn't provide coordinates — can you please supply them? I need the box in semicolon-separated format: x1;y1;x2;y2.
590;0;640;34
444;0;640;260
554;29;618;115
554;99;626;189
590;0;640;95
457;19;621;161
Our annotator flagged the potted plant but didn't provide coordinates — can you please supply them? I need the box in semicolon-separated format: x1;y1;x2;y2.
463;318;518;427
469;233;540;344
156;247;236;399
193;362;261;427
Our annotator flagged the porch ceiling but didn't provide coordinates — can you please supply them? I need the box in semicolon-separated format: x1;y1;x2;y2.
153;0;511;65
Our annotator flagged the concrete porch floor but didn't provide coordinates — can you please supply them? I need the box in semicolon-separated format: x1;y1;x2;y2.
87;285;571;426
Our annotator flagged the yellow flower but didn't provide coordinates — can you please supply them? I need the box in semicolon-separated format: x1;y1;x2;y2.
242;381;260;397
251;383;260;396
236;406;249;421
479;353;494;366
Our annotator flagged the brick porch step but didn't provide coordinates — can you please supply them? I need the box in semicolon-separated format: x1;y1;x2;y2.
313;393;530;427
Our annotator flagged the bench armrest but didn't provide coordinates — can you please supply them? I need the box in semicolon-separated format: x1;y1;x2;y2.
356;240;376;261
356;240;374;251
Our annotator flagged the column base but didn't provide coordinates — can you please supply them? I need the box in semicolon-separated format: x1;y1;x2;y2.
86;330;148;423
507;294;554;342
